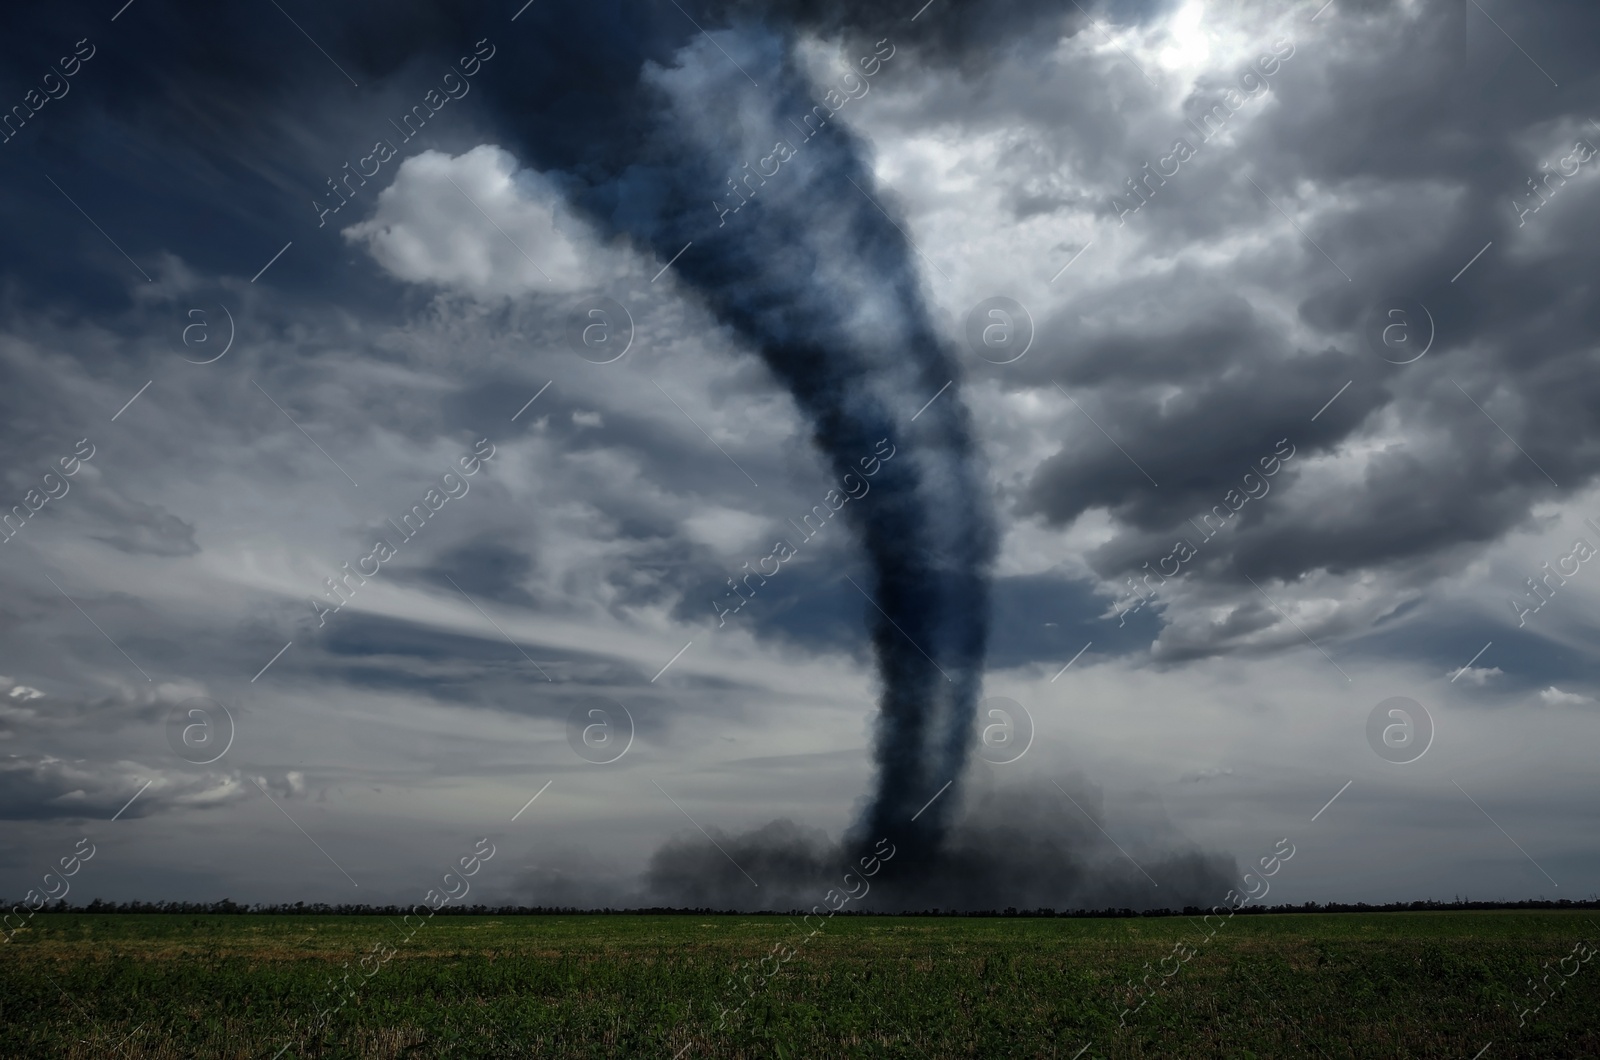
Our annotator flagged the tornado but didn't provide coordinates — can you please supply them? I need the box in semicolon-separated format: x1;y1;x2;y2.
647;32;995;852
477;7;998;850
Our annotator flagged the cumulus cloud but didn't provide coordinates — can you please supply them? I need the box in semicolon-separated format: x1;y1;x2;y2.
5;683;44;702
252;770;307;800
1538;686;1591;708
343;146;603;297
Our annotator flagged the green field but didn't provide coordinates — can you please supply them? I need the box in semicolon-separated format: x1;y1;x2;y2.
0;911;1596;1058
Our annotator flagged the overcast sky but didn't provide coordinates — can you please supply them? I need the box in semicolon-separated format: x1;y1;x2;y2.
0;0;1596;911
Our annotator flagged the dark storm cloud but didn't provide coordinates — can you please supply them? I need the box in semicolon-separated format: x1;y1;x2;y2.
0;755;242;822
0;680;182;738
0;0;1592;914
0;0;1583;668
921;0;1600;656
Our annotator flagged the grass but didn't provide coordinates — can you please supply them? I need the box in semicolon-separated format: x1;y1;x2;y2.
0;910;1596;1057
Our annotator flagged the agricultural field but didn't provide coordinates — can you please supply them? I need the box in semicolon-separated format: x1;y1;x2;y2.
0;911;1595;1058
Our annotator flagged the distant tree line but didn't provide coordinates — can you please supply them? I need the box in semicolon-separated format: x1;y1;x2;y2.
2;897;1596;917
